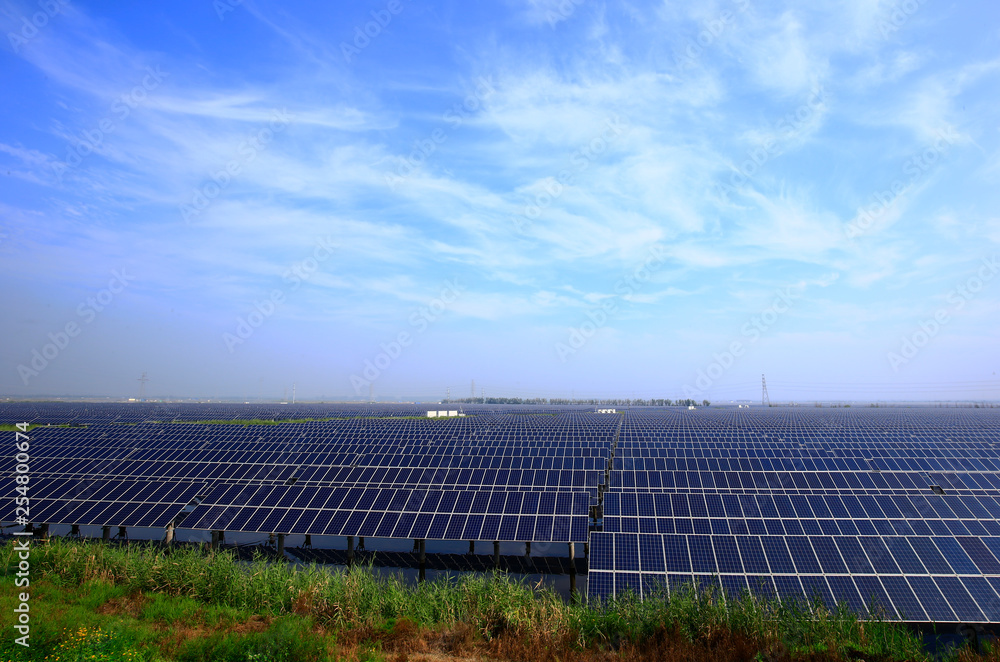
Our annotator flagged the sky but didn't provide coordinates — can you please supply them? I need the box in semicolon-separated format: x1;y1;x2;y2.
1;0;999;403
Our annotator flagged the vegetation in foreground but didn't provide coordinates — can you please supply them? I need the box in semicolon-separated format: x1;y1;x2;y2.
0;538;994;661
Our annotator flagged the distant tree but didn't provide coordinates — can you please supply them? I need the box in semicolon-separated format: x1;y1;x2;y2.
702;400;710;407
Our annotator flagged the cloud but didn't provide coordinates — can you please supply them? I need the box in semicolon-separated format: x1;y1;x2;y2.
2;0;999;398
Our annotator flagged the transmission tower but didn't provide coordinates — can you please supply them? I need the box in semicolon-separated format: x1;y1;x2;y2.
761;374;771;407
137;372;148;401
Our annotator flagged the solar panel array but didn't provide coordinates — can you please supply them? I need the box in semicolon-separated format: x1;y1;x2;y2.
588;407;1000;624
2;405;606;544
20;477;205;529
0;402;436;425
10;415;610;492
182;485;590;542
0;402;598;425
9;402;1000;624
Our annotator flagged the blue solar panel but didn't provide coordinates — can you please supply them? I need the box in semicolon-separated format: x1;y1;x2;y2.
881;576;925;620
908;576;956;621
933;576;983;622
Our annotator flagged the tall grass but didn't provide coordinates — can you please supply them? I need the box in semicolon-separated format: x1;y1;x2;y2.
5;539;931;660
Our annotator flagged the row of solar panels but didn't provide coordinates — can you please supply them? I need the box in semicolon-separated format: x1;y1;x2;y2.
603;492;1000;520
3;477;593;543
623;407;1000;420
603;516;1000;539
587;570;998;623
34;441;999;465
194;483;591;516
31;433;610;457
6;480;205;530
22;465;603;492
29;436;613;454
42;430;997;443
616;457;1000;471
185;508;588;542
609;470;992;491
587;532;1000;623
619;442;1000;454
619;434;1000;440
29;449;607;470
617;433;998;440
0;404;474;424
7;478;199;504
589;532;1000;580
31;427;615;438
30;450;995;470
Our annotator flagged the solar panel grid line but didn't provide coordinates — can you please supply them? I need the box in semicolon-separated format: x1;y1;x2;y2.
591;406;1000;617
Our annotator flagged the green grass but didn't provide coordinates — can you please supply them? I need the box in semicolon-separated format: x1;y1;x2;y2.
0;538;955;662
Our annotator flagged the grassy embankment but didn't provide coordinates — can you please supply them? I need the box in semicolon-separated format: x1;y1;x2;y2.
2;538;985;662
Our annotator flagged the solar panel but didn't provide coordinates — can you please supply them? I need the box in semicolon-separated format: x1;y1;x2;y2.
12;403;1000;624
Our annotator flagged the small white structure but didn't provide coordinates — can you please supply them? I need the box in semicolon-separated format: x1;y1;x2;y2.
596;408;617;414
688;405;696;410
428;410;462;418
427;411;438;417
448;410;458;417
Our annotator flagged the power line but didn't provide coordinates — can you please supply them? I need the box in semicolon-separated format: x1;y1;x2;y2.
137;372;148;401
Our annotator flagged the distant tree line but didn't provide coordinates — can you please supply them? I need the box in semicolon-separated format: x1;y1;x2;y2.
442;397;709;407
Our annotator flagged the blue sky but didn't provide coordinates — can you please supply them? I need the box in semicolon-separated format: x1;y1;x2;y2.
1;0;998;402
